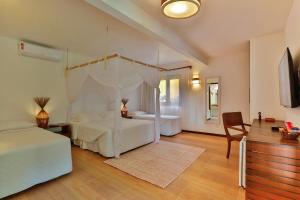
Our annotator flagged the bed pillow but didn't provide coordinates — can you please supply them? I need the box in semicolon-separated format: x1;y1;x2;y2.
131;111;146;116
0;120;36;132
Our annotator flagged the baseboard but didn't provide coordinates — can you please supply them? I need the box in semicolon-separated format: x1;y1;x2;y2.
182;130;226;137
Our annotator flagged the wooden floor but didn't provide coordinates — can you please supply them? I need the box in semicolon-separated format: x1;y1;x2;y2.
8;133;245;200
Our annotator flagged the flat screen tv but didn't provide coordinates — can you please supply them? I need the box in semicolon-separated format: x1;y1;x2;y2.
279;47;299;108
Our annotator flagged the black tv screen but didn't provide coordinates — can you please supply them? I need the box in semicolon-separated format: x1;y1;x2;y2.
278;47;299;108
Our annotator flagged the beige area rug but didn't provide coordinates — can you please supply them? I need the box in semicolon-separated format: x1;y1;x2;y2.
104;141;205;188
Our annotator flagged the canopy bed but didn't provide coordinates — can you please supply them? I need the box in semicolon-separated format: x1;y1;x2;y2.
0;121;72;199
66;54;162;158
70;113;155;157
66;53;192;158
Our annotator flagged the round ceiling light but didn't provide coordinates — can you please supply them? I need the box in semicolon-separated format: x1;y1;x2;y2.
161;0;201;19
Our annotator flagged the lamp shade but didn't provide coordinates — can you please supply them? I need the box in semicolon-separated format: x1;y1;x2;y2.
121;98;129;118
36;110;49;128
34;97;50;128
161;0;201;19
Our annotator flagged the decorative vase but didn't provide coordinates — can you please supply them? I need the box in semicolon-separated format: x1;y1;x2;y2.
121;104;128;118
34;97;50;128
121;98;129;118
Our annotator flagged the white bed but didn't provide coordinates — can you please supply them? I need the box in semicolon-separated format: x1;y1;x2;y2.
0;121;72;199
70;113;155;157
131;112;182;136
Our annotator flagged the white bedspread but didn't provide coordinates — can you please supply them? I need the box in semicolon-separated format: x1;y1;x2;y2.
71;118;155;157
0;127;72;198
132;114;182;136
77;122;109;142
133;114;179;120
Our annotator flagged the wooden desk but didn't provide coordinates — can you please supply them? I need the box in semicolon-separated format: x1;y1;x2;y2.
246;119;300;199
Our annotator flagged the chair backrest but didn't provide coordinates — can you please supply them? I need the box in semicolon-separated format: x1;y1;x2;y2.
222;112;245;137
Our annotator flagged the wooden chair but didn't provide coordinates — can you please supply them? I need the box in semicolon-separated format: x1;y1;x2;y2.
222;112;251;159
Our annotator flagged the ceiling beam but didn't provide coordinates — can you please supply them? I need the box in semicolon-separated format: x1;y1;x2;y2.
85;0;208;65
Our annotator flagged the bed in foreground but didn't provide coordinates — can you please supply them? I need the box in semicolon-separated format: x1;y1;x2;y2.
131;111;182;136
0;121;72;199
71;113;155;157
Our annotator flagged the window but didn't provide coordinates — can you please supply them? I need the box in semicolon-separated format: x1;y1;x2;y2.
170;79;179;104
159;77;180;105
159;80;167;103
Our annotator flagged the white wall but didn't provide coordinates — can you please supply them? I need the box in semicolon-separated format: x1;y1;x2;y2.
0;35;88;123
248;0;300;126
284;0;300;126
181;48;250;135
250;32;285;121
0;34;250;135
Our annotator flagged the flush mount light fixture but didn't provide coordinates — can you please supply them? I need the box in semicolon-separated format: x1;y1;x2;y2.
161;0;201;19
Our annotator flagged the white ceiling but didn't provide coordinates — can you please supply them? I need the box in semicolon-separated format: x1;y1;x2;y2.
0;0;294;67
132;0;293;58
0;0;191;67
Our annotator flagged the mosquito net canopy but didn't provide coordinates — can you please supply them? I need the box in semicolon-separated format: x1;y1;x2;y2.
66;56;161;158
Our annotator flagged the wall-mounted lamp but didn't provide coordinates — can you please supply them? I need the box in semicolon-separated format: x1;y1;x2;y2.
192;77;200;85
192;73;201;86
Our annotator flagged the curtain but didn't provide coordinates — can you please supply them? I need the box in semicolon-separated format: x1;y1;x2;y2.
140;83;155;113
155;88;161;143
159;68;191;116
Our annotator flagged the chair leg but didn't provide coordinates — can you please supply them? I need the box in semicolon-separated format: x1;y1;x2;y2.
226;140;231;159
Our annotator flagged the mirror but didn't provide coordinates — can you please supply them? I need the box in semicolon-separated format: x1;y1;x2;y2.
205;77;221;123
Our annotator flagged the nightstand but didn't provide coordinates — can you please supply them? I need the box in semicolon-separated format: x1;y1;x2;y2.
122;116;133;119
47;123;72;139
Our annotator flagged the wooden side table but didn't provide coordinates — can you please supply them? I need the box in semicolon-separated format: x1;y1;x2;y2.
47;123;72;139
122;116;133;119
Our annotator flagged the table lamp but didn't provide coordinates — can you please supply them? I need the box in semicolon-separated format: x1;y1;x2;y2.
34;97;50;128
